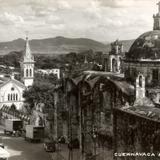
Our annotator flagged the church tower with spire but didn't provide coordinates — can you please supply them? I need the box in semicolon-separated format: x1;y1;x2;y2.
21;37;35;87
153;2;160;30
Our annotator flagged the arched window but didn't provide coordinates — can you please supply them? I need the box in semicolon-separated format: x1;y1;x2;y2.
112;58;117;73
13;94;15;101
119;57;122;72
30;69;32;77
139;76;142;87
16;94;18;101
8;94;10;101
26;69;29;77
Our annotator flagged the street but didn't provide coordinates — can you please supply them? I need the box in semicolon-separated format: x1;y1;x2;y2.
0;125;112;160
4;136;51;160
1;136;80;160
0;125;82;160
0;125;52;160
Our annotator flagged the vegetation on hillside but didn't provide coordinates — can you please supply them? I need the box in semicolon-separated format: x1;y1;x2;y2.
0;36;108;55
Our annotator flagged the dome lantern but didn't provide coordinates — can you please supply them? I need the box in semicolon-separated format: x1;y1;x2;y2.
153;1;160;30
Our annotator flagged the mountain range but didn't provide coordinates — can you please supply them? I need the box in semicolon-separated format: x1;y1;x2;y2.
0;36;135;55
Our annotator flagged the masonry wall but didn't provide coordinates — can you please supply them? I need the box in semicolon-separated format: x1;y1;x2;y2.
113;108;160;160
124;61;160;86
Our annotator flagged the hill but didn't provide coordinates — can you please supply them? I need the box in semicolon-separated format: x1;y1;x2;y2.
0;36;108;55
120;39;135;52
0;37;135;55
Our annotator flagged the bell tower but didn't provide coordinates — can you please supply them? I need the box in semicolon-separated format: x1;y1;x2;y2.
153;2;160;30
21;37;35;87
109;40;123;73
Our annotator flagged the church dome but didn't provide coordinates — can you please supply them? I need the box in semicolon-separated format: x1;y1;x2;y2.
126;30;160;60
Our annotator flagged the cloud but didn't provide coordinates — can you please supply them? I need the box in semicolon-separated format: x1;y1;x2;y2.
85;0;102;18
0;12;24;25
0;0;156;42
51;24;65;30
98;0;153;8
57;1;71;9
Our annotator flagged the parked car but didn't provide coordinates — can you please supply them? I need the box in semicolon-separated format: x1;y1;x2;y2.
58;136;66;144
43;139;56;152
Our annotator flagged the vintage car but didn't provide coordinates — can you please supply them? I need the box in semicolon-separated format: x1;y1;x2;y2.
43;139;56;152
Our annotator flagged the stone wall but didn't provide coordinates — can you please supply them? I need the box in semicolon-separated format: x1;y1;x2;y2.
113;108;160;160
124;61;160;86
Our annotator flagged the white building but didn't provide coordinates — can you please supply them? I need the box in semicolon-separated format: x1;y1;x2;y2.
36;68;60;79
0;37;34;110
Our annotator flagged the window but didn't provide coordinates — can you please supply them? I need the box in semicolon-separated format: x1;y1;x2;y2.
13;94;15;101
30;69;32;77
139;76;142;87
8;93;18;101
26;69;29;77
8;94;10;101
152;69;159;81
132;68;137;78
16;94;18;101
112;58;117;72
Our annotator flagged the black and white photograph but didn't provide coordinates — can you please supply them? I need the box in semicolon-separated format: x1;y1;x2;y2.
0;0;160;160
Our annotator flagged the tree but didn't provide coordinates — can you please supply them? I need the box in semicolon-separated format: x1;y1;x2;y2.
23;82;55;110
35;72;59;85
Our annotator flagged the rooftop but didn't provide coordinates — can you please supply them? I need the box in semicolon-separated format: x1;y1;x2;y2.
118;104;160;123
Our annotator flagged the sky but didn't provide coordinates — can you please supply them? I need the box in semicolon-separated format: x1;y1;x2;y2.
0;0;158;42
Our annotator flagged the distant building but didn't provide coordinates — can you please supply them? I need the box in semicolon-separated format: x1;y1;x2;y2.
36;68;60;79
